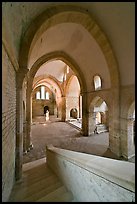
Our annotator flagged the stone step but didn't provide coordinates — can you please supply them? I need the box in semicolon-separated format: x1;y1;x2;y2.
9;158;74;202
36;186;73;202
22;181;63;202
96;124;108;133
9;175;61;201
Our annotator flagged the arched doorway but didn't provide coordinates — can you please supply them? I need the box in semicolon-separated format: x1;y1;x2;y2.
89;97;109;135
65;75;81;121
44;105;49;115
70;108;78;119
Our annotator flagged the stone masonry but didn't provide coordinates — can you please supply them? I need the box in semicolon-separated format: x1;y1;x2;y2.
2;44;16;202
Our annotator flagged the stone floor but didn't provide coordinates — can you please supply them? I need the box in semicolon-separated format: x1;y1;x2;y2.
9;158;74;202
23;116;135;164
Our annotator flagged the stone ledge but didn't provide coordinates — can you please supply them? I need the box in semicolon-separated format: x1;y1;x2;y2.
46;145;135;192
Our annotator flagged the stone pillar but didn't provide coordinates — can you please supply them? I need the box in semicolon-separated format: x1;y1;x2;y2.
15;68;28;181
120;117;128;159
65;96;69;121
120;117;135;160
23;121;27;154
56;97;62;119
88;112;96;135
108;91;121;157
81;92;88;136
79;95;82;118
127;119;135;157
15;87;23;180
61;96;66;122
26;84;33;152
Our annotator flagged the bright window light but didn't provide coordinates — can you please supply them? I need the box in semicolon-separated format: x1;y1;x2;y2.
94;75;101;90
45;92;49;100
41;86;45;99
36;91;40;99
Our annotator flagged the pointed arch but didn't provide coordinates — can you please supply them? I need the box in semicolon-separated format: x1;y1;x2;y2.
28;51;86;94
19;5;119;90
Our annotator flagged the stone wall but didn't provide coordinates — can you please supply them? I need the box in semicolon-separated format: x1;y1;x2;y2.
46;145;135;202
2;44;16;201
66;97;79;120
32;86;56;117
120;85;135;159
32;99;55;116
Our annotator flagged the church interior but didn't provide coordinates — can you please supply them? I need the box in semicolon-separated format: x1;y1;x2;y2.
2;2;135;202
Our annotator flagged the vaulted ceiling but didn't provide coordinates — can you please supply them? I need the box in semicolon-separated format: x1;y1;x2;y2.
2;2;135;86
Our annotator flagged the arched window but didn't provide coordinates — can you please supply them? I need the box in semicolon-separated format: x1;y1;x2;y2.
45;92;49;100
41;86;45;99
94;75;101;90
36;91;40;99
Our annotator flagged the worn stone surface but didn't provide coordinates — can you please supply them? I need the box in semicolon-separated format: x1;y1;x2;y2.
120;85;135;159
23;116;120;164
2;44;16;202
47;146;135;202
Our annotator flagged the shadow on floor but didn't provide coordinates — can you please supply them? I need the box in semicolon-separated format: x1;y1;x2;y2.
23;116;134;164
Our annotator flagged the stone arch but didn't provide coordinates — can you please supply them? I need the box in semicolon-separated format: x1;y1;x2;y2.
65;75;80;96
28;51;86;93
25;51;87;147
89;95;110;111
19;5;119;89
32;74;63;97
32;76;62;99
16;5;120;179
19;4;120;141
65;75;81;120
32;76;63;118
88;96;109;135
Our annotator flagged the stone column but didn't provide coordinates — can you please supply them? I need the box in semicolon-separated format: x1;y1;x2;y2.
81;92;88;136
15;68;28;181
127;119;135;157
15;87;23;180
120;116;128;159
61;96;66;122
108;90;121;157
26;85;33;151
56;97;62;119
120;117;135;160
65;96;69;121
79;95;82;118
23;121;27;154
88;112;96;135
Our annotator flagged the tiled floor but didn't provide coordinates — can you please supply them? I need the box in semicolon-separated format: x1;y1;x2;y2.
23;116;135;164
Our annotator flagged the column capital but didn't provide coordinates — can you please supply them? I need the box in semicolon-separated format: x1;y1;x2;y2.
16;68;29;89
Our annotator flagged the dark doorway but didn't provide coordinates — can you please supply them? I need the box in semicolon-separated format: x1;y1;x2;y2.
44;106;49;115
70;108;78;119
